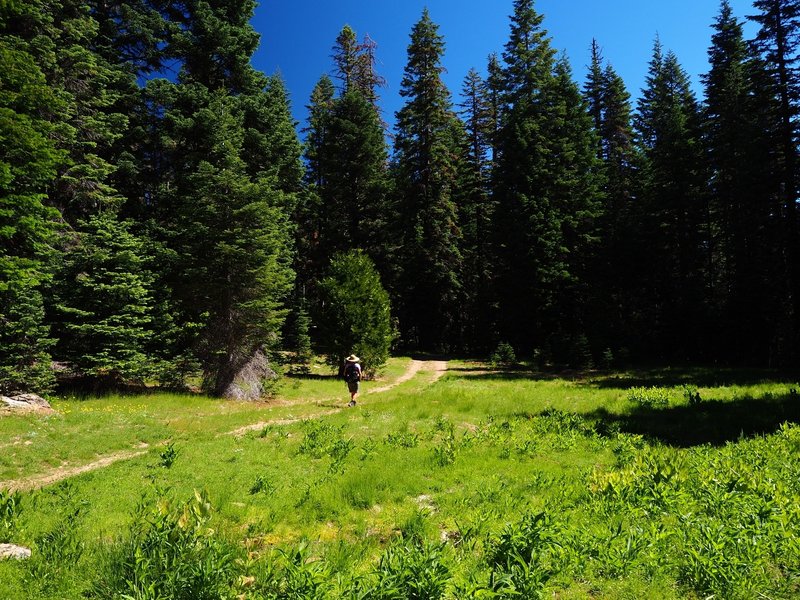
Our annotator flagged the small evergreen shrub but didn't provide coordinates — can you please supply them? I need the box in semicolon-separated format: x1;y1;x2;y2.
318;251;394;377
490;341;516;366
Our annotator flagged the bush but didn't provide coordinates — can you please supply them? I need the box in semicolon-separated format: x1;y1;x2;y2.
91;490;239;600
490;341;517;366
364;540;450;599
627;386;670;409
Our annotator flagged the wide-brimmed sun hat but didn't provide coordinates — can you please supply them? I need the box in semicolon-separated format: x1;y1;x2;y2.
345;354;360;362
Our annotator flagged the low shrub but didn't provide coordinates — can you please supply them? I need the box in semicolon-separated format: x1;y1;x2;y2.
90;489;239;600
0;490;22;543
363;539;450;599
627;386;670;409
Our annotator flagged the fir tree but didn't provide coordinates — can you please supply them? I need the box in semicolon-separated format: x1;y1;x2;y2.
748;0;800;357
11;0;131;222
331;25;386;107
295;75;336;295
485;53;504;168
53;212;155;385
318;90;392;266
635;42;710;359
492;0;601;358
147;0;300;394
582;43;639;354
584;39;605;145
172;93;294;395
393;9;463;350
332;25;361;93
705;0;785;362
301;29;392;305
456;67;495;350
242;74;304;191
318;251;393;376
0;21;66;393
303;75;336;190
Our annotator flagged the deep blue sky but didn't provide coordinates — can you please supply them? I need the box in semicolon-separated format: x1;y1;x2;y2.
250;0;758;134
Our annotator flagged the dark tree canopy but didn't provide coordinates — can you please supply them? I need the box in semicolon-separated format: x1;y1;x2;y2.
5;0;800;396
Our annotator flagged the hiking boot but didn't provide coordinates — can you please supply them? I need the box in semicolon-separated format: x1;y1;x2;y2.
347;400;356;407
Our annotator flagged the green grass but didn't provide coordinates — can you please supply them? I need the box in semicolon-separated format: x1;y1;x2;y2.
1;360;799;599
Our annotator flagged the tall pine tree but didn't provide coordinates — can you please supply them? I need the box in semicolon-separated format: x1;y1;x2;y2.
300;26;392;317
582;41;640;356
492;0;601;360
146;0;300;394
456;67;495;351
635;42;710;360
705;0;785;363
393;9;463;350
749;0;800;360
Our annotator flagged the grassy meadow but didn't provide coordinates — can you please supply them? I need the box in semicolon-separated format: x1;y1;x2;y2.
1;359;799;599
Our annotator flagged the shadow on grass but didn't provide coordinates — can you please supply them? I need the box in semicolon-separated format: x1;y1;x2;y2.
449;366;592;382
590;391;800;447
591;366;800;389
449;364;800;388
284;372;338;381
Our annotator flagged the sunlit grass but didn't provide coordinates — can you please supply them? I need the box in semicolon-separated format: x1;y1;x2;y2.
1;360;799;599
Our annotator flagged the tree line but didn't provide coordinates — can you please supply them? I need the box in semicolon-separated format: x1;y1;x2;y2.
1;0;799;396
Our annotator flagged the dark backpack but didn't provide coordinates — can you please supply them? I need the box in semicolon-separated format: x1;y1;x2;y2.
344;363;361;382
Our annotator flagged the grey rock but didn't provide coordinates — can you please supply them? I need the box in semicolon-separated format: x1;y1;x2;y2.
1;393;52;413
0;544;31;560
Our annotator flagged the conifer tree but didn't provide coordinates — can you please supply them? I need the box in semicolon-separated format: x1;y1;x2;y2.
705;0;785;362
486;53;504;168
492;0;601;359
301;28;392;297
242;75;304;190
318;251;393;376
456;67;495;350
318;90;392;265
303;75;336;191
171;92;295;395
582;43;639;353
147;0;300;394
332;25;361;93
393;9;463;350
0;33;64;393
332;25;386;107
296;75;336;292
585;40;605;143
635;42;710;359
748;0;800;357
53;212;155;385
12;0;131;223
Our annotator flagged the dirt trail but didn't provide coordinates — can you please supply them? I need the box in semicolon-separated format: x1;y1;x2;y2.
0;444;150;493
2;359;449;490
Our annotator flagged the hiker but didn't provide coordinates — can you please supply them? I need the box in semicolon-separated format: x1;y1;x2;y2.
344;354;362;407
